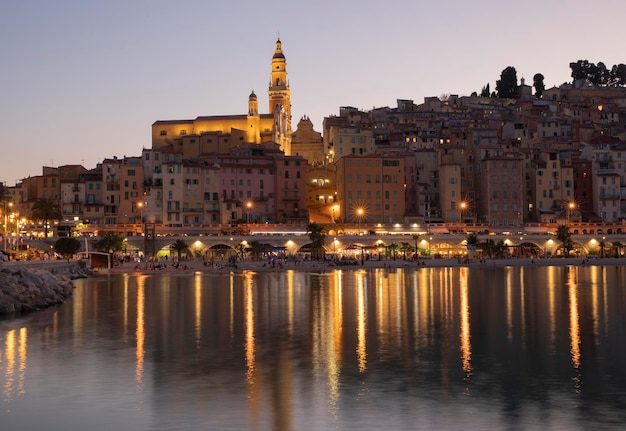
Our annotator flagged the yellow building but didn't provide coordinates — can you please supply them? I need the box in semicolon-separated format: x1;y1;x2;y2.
336;154;406;225
151;38;292;157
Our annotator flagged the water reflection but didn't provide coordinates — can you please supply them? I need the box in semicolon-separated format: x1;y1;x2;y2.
2;266;626;430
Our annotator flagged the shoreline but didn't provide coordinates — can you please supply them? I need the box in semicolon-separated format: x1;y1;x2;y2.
102;256;626;275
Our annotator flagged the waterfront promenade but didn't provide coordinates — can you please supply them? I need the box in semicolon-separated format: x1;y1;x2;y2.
104;255;626;275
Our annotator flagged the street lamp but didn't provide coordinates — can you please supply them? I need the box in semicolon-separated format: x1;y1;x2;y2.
567;201;576;224
459;201;468;224
246;201;253;224
137;201;144;232
357;208;364;235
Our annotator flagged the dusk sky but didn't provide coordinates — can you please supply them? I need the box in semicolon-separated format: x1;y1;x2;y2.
2;0;625;185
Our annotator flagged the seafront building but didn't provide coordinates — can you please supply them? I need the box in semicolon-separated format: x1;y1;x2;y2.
3;40;626;239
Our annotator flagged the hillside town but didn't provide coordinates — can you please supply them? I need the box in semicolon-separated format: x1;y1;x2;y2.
2;39;626;240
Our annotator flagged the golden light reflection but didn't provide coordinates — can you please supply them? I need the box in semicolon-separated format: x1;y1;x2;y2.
135;275;146;390
244;271;257;392
3;330;16;402
311;270;343;419
18;328;26;395
287;270;295;337
567;267;582;392
547;266;557;349
356;272;367;373
506;267;513;342
459;267;472;377
194;273;202;347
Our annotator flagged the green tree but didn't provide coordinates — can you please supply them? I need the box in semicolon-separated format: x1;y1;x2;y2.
31;197;62;238
170;239;190;261
93;232;125;253
466;232;479;258
306;222;326;260
54;237;81;260
496;66;518;98
400;242;411;260
533;73;545;98
555;225;572;257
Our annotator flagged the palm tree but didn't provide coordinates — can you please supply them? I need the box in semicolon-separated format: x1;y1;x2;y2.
555;224;572;257
599;239;606;259
306;222;326;260
170;239;190;261
466;232;479;259
31;197;62;238
401;242;411;260
411;234;420;259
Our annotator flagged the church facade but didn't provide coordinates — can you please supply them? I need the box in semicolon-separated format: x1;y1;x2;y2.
151;38;293;158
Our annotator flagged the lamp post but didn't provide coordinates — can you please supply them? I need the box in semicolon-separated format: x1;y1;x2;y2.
246;201;252;224
567;201;575;225
137;201;144;234
459;201;467;222
357;208;364;235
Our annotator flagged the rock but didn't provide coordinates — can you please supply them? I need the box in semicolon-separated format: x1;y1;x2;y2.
0;262;86;315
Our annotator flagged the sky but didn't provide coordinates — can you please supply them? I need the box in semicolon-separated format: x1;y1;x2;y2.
1;0;625;185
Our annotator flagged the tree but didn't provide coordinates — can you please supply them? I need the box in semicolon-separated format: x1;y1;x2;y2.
608;63;626;86
412;234;420;259
555;225;572;257
54;237;81;260
480;83;490;97
306;222;326;260
466;232;479;258
611;241;623;258
400;242;411;260
610;64;626;86
170;239;190;261
533;73;545;99
570;60;590;83
246;240;265;261
496;66;518;98
31;197;62;238
93;232;125;253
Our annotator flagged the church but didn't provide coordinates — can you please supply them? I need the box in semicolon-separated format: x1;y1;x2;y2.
151;38;293;158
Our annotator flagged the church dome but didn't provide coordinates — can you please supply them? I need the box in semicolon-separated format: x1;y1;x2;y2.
249;91;257;100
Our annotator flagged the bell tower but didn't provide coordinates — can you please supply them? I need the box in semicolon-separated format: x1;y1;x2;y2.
268;38;291;127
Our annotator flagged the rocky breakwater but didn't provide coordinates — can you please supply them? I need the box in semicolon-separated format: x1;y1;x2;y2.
0;261;86;314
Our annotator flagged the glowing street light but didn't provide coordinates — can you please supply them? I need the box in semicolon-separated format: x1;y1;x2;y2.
567;201;576;224
459;201;468;223
357;208;364;235
245;201;253;224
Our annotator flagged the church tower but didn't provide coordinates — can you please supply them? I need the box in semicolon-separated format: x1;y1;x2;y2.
268;38;292;127
268;38;292;155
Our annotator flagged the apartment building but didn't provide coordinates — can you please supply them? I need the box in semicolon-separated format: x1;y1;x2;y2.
336;154;406;225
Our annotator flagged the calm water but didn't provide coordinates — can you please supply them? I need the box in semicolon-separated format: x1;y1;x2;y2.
2;265;626;430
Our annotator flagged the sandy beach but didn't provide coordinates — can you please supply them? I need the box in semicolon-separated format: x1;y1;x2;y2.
106;256;626;274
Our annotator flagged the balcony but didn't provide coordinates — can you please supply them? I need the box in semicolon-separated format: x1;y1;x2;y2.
599;192;621;200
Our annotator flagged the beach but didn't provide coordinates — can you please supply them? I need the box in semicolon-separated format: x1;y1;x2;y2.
107;256;626;274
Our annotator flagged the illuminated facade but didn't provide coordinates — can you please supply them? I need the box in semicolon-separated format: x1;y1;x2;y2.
151;38;292;157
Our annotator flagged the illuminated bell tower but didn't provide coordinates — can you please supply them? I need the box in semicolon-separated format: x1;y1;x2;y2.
268;38;291;130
